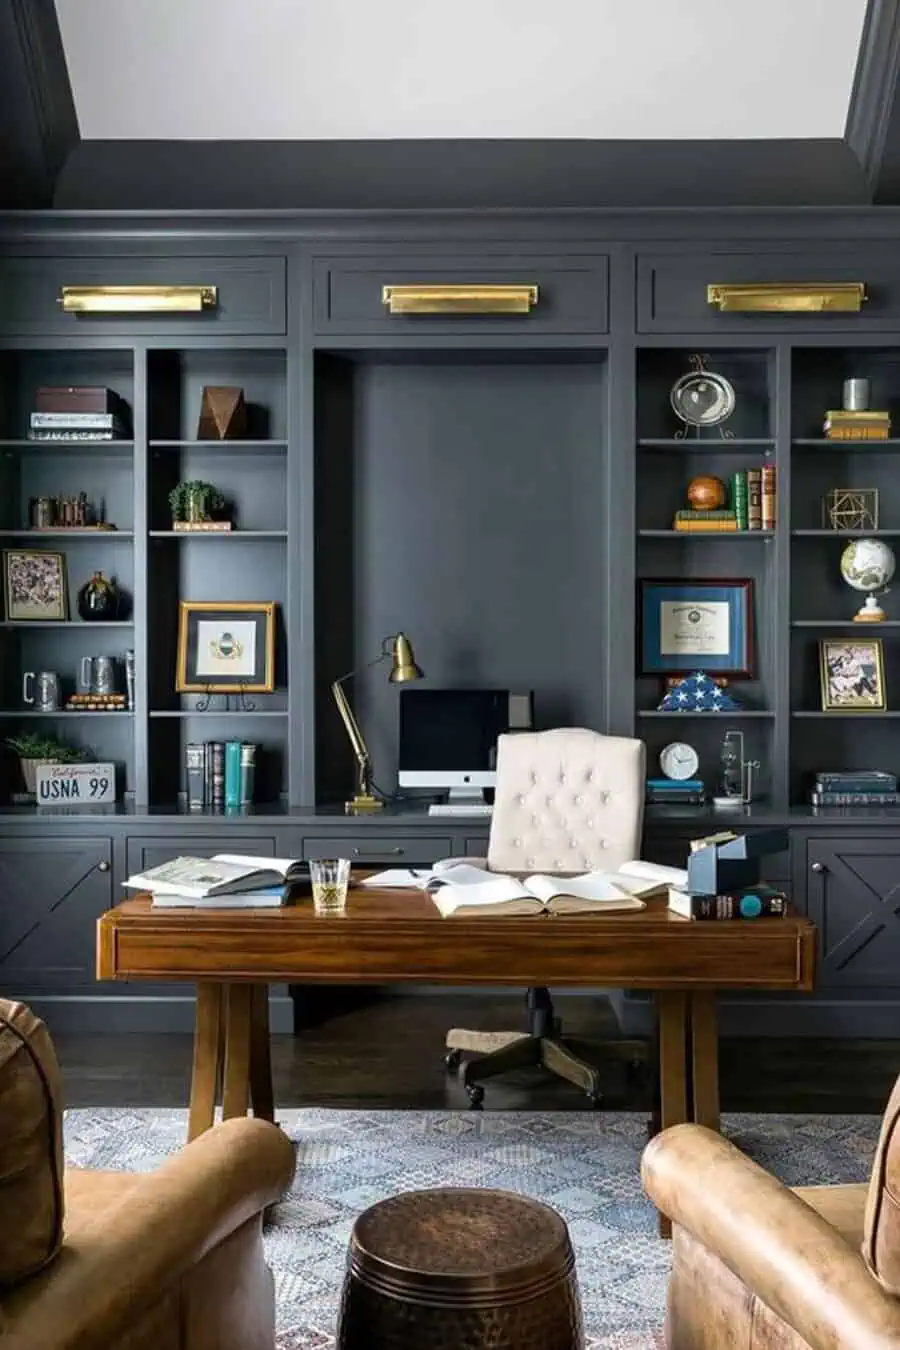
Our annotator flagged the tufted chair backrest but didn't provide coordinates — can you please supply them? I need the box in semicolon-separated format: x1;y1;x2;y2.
486;729;645;876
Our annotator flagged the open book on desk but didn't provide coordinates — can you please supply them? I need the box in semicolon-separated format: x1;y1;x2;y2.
363;859;689;917
124;854;309;900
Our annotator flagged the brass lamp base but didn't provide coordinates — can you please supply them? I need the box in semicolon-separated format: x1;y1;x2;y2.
345;793;384;815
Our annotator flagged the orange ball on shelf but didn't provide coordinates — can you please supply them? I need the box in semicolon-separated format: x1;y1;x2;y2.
687;475;727;510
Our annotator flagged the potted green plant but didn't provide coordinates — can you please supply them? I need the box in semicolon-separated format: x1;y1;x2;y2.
6;731;88;795
168;480;226;525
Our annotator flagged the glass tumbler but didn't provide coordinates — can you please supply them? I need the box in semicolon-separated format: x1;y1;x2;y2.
310;858;351;915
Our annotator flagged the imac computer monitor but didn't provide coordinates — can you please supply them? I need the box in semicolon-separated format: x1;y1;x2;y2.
398;688;533;805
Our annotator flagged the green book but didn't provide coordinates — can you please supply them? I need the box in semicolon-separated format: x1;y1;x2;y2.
730;471;748;530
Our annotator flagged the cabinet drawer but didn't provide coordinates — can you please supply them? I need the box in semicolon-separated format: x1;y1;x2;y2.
304;835;453;865
637;249;900;333
0;256;286;337
313;254;609;335
126;834;277;877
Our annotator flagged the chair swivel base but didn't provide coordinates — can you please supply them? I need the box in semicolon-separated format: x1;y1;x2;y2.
458;1033;603;1109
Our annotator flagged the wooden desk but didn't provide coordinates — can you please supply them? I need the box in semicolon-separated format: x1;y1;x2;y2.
97;885;816;1145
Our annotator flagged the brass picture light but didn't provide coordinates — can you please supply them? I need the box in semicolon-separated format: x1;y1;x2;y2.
331;633;424;815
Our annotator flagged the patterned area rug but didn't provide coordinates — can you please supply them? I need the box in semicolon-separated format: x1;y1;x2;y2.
64;1109;879;1350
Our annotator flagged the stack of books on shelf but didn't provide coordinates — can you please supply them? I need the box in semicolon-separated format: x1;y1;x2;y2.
124;853;309;909
809;770;900;807
672;466;775;532
823;409;891;440
185;741;257;811
27;386;131;442
646;777;706;806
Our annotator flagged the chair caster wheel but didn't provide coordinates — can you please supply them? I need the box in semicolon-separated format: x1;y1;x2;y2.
466;1084;485;1110
445;1049;462;1073
586;1091;603;1109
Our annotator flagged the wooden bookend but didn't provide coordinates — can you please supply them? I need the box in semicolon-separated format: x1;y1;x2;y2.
197;386;247;441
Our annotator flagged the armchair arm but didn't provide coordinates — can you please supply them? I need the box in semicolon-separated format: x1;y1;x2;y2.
642;1124;900;1350
3;1117;296;1350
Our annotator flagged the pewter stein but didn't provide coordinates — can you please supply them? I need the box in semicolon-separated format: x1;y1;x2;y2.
80;655;118;696
22;671;60;712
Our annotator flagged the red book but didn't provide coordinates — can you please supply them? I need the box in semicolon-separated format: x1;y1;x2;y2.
760;464;776;530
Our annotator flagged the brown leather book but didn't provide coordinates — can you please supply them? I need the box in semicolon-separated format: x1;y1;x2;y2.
35;386;116;413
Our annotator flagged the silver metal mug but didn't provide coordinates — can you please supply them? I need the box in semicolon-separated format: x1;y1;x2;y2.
80;655;118;696
23;671;60;711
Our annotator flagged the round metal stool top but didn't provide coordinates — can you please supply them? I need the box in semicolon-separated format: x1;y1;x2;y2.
349;1188;574;1305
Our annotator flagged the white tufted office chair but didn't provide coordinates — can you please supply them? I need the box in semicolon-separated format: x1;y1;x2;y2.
445;727;645;1107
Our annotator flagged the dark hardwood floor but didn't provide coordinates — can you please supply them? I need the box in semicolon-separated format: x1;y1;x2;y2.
54;991;900;1114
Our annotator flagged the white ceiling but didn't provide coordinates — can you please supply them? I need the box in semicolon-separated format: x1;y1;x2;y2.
55;0;868;142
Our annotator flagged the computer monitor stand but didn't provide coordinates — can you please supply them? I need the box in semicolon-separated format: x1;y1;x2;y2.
428;787;493;817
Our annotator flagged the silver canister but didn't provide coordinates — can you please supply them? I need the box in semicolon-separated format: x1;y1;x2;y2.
124;649;135;711
843;378;870;412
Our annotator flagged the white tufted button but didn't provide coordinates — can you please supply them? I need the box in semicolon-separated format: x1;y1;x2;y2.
600;839;608;849
526;858;535;868
513;837;522;848
556;861;565;868
516;793;525;804
574;794;583;805
586;819;594;829
601;790;611;803
531;814;539;826
569;840;579;850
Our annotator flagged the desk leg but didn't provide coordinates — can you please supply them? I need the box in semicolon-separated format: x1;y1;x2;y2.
249;983;275;1123
656;991;689;1239
188;982;225;1142
690;992;720;1133
222;984;253;1120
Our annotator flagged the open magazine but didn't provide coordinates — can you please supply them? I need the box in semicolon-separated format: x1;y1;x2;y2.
363;858;688;917
123;854;308;900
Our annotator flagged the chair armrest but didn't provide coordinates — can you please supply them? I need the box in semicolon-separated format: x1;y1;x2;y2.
3;1117;296;1350
642;1124;900;1350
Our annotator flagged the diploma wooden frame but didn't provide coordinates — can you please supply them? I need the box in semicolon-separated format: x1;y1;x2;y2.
639;578;754;677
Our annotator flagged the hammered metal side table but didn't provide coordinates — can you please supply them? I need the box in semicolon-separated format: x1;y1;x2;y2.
337;1187;584;1350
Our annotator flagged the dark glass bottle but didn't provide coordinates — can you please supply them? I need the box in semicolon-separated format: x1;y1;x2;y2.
77;571;119;621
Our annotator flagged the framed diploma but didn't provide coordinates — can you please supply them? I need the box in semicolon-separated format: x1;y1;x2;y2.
640;579;754;676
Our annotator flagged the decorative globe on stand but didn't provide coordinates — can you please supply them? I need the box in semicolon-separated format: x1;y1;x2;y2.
840;538;896;622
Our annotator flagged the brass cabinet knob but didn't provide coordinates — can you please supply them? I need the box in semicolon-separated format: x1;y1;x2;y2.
810;861;825;873
97;860;110;873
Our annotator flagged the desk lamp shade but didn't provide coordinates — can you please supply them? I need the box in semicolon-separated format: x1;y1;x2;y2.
389;633;424;683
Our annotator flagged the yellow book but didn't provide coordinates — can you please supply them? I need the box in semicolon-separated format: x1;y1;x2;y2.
673;519;739;532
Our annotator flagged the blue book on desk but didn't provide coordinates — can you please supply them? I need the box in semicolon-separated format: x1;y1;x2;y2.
150;885;287;910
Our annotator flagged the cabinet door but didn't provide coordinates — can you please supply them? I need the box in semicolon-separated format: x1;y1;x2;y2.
807;837;900;989
126;834;277;877
0;837;112;992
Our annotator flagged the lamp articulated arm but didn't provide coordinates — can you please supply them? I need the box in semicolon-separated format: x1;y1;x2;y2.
331;676;373;799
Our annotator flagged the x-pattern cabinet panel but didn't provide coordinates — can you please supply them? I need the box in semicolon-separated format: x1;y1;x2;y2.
806;836;900;990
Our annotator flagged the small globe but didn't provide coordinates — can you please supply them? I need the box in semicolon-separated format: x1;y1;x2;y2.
687;475;727;511
840;537;896;594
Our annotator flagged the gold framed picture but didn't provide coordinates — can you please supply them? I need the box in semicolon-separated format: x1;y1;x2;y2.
3;549;68;621
176;601;276;693
819;639;886;712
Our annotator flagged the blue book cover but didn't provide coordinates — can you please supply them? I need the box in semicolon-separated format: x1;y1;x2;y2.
224;740;242;808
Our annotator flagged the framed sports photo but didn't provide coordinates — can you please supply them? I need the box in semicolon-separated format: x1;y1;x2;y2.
639;578;754;677
3;549;68;621
176;601;276;693
819;639;886;712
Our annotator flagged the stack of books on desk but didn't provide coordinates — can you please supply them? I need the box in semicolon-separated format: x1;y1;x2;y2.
809;770;900;807
667;884;788;921
123;854;309;908
646;777;706;806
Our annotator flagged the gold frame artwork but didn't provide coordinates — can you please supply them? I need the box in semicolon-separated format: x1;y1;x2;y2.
176;601;276;694
819;638;886;712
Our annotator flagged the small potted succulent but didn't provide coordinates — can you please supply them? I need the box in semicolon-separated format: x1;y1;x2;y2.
6;731;88;796
168;480;226;526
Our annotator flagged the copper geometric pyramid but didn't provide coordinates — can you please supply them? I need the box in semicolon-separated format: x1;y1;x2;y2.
197;386;247;440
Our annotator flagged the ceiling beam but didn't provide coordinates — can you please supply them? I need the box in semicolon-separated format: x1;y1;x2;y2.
0;0;79;208
845;0;900;201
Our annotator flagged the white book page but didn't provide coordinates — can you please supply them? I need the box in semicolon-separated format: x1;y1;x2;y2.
212;854;298;876
617;859;689;889
434;876;535;909
524;872;636;904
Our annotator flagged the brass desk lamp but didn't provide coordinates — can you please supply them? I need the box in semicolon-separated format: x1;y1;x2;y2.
332;633;423;815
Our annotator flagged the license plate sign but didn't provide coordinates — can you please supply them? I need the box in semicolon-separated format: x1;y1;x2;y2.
35;762;115;805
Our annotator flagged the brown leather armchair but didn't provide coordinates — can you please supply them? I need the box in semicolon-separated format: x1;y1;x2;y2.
0;998;296;1350
642;1077;900;1350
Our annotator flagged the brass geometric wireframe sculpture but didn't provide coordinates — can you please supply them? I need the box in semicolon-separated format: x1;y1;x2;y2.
823;487;879;531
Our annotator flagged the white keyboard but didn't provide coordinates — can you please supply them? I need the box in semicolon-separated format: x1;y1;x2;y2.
428;803;494;817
